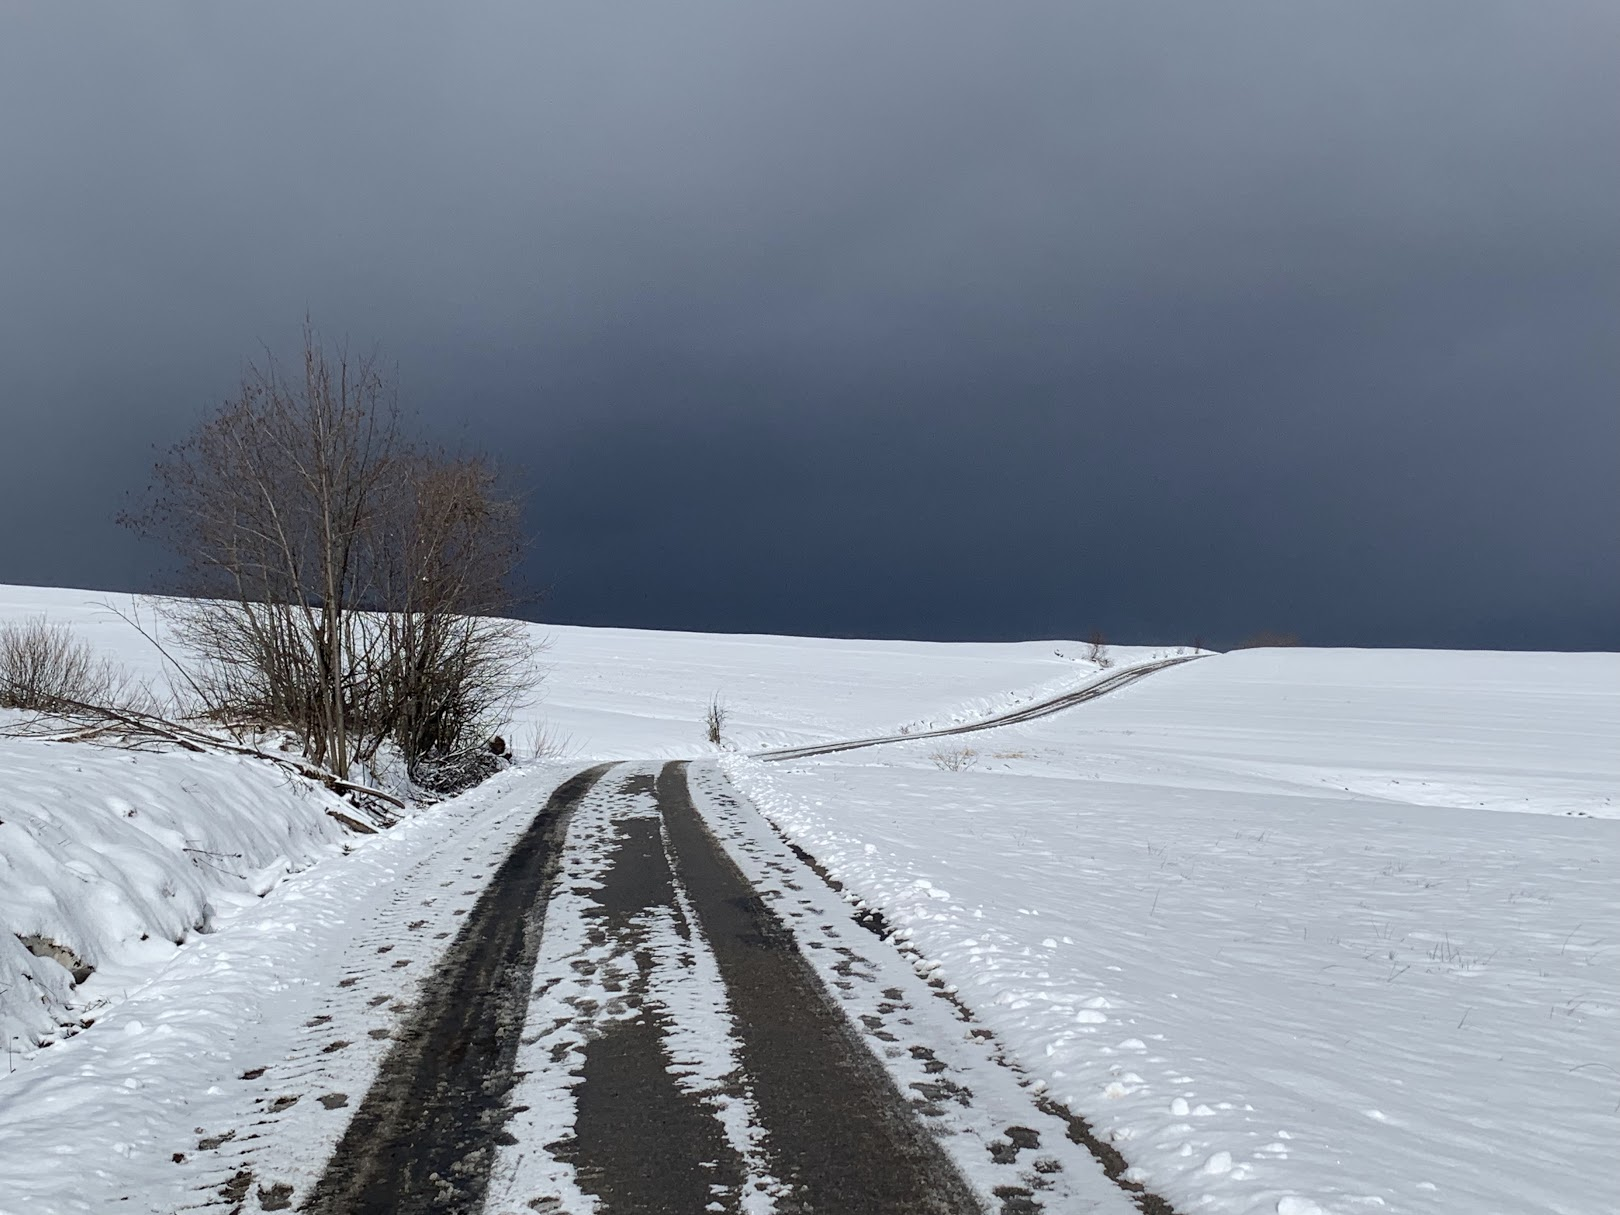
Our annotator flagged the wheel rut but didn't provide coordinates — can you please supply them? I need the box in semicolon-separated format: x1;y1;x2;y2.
657;760;984;1215
303;763;611;1215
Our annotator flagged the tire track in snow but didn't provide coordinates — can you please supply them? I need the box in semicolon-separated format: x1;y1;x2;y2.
158;770;573;1215
301;757;1145;1213
490;763;987;1214
657;761;986;1215
300;763;611;1215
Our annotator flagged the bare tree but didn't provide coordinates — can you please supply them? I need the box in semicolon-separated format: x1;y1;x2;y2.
705;696;727;746
367;452;533;784
124;323;533;792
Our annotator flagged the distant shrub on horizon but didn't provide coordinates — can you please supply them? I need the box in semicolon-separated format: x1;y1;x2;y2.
1232;630;1303;649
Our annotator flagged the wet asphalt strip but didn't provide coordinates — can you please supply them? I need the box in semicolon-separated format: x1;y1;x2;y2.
650;759;983;1215
553;770;748;1213
303;763;612;1215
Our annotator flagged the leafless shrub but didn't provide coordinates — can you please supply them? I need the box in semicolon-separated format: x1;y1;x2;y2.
1086;629;1112;668
517;721;573;763
930;745;978;772
705;696;727;746
406;742;508;798
0;617;140;714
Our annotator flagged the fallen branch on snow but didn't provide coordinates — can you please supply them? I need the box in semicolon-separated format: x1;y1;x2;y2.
0;698;405;824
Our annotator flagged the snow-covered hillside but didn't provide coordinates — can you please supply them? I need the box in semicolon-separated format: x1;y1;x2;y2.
1;584;1614;1215
0;583;1173;759
0;740;351;1053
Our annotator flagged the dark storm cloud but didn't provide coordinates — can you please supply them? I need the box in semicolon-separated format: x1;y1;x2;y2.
1;2;1616;647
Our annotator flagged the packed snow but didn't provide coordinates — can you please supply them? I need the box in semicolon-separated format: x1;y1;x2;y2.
1;582;1615;1215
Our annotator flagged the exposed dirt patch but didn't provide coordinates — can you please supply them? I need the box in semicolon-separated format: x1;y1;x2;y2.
16;934;93;984
219;1168;252;1204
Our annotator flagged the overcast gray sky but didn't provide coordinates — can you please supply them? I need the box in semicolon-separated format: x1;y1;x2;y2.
1;2;1615;647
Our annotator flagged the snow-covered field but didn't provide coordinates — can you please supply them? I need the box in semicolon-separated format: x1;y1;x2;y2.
726;649;1620;1215
0;582;1171;759
1;583;1615;1215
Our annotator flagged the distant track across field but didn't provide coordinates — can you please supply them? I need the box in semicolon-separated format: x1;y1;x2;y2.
753;653;1205;763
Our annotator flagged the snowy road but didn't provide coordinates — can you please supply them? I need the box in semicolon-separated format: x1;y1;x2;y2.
302;760;1139;1215
755;654;1203;762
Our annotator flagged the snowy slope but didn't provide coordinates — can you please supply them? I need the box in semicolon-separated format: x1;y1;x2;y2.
727;648;1620;1215
0;738;353;1055
525;623;1167;757
2;584;1614;1215
0;582;1171;759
